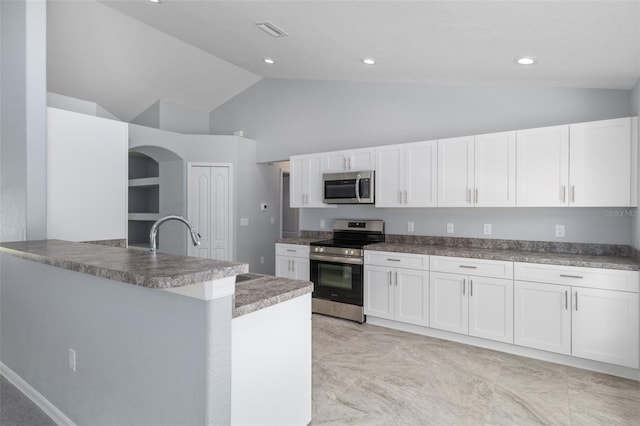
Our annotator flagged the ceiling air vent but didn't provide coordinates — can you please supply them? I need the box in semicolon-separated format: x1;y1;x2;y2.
255;22;288;38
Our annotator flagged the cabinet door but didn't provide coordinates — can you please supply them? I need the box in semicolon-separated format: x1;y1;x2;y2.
572;287;639;368
569;118;631;207
468;276;514;343
429;272;468;334
516;126;569;207
323;151;348;173
395;269;430;326
514;281;571;355
474;131;516;207
364;265;394;320
305;154;326;207
291;258;310;281
275;256;292;278
47;108;127;241
349;148;376;171
375;145;404;207
289;156;306;208
404;140;438;207
437;137;474;207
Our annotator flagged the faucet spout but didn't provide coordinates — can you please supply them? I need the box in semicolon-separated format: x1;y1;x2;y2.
149;215;201;253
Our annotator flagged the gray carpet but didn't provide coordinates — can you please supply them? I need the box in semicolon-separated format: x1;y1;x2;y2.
0;375;56;426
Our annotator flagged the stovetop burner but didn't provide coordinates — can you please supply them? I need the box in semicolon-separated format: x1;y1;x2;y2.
310;219;385;249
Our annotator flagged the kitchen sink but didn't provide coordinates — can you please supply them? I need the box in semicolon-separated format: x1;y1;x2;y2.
235;273;265;283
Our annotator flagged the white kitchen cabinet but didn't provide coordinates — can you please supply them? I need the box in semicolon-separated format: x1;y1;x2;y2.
514;281;572;355
47;107;127;241
364;252;430;326
569;117;632;207
571;287;639;368
437;132;516;207
430;256;514;343
290;154;330;208
514;262;639;368
375;141;437;207
516;125;569;207
323;148;376;173
275;244;310;280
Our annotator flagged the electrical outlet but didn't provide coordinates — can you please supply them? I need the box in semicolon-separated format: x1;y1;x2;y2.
260;256;265;264
320;220;326;229
240;218;249;226
270;217;275;225
446;223;454;234
69;349;76;372
408;221;415;232
483;224;492;235
555;224;565;237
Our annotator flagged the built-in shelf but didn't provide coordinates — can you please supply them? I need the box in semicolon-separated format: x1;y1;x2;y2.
128;177;160;188
128;213;160;222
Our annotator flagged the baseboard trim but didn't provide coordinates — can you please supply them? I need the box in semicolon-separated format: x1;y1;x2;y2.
0;362;75;426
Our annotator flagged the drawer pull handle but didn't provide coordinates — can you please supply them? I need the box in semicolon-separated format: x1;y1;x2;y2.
387;258;401;262
286;249;297;252
560;274;583;279
459;265;477;269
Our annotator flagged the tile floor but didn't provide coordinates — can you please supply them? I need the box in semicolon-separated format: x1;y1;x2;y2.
311;314;640;425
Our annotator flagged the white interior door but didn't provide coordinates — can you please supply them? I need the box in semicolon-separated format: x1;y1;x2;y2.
188;164;232;260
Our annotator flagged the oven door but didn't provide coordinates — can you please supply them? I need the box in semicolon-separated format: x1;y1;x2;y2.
310;258;363;306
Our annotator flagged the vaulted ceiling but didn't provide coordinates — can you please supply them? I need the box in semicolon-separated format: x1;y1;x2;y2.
48;0;640;122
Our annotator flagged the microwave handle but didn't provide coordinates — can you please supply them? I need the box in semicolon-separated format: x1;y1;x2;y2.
355;173;361;203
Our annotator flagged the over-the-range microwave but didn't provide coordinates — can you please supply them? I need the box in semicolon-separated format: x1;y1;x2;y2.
322;171;374;204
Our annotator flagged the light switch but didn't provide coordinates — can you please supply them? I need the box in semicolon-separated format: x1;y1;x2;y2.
240;218;249;226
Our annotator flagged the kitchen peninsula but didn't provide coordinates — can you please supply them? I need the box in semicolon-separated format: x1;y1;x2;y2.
0;240;312;426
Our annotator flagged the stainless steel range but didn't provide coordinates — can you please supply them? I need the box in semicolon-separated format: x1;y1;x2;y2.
310;219;384;323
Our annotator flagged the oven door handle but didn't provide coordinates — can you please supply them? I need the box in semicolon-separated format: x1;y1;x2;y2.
310;254;363;265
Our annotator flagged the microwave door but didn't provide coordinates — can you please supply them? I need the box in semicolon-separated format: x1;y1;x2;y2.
324;179;357;202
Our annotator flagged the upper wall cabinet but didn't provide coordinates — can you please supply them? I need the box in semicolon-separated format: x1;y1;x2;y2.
376;141;438;207
517;118;634;207
47;108;127;241
438;132;516;207
569;117;632;207
290;153;332;208
516;125;569;207
323;148;376;173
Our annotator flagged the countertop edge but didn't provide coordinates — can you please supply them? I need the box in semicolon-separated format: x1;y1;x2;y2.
233;278;313;318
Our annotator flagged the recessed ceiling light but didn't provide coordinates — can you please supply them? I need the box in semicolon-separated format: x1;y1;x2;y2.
148;0;160;3
263;58;275;65
255;22;288;38
515;57;536;65
362;58;376;66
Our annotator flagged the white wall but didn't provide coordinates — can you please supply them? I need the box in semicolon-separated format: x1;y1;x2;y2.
129;124;281;274
132;100;211;134
631;79;640;250
0;0;47;242
210;78;634;245
48;92;119;120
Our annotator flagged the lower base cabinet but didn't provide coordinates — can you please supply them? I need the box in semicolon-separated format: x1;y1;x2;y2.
364;264;429;327
430;272;514;344
275;244;310;280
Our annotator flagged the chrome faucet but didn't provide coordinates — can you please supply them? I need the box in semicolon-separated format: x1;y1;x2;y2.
149;215;201;253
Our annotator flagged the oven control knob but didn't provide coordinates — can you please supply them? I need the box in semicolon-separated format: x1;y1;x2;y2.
320;248;324;252
350;249;355;255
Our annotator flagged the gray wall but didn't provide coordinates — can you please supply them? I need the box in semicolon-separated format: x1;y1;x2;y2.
0;0;47;242
209;78;631;163
210;78;635;245
1;254;233;425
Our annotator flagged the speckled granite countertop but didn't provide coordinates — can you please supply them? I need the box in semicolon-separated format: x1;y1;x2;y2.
366;243;640;271
276;237;323;245
0;240;249;289
234;275;313;318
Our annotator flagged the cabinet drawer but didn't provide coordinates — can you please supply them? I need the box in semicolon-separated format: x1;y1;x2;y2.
275;244;310;258
430;256;513;279
514;262;639;293
365;251;429;270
